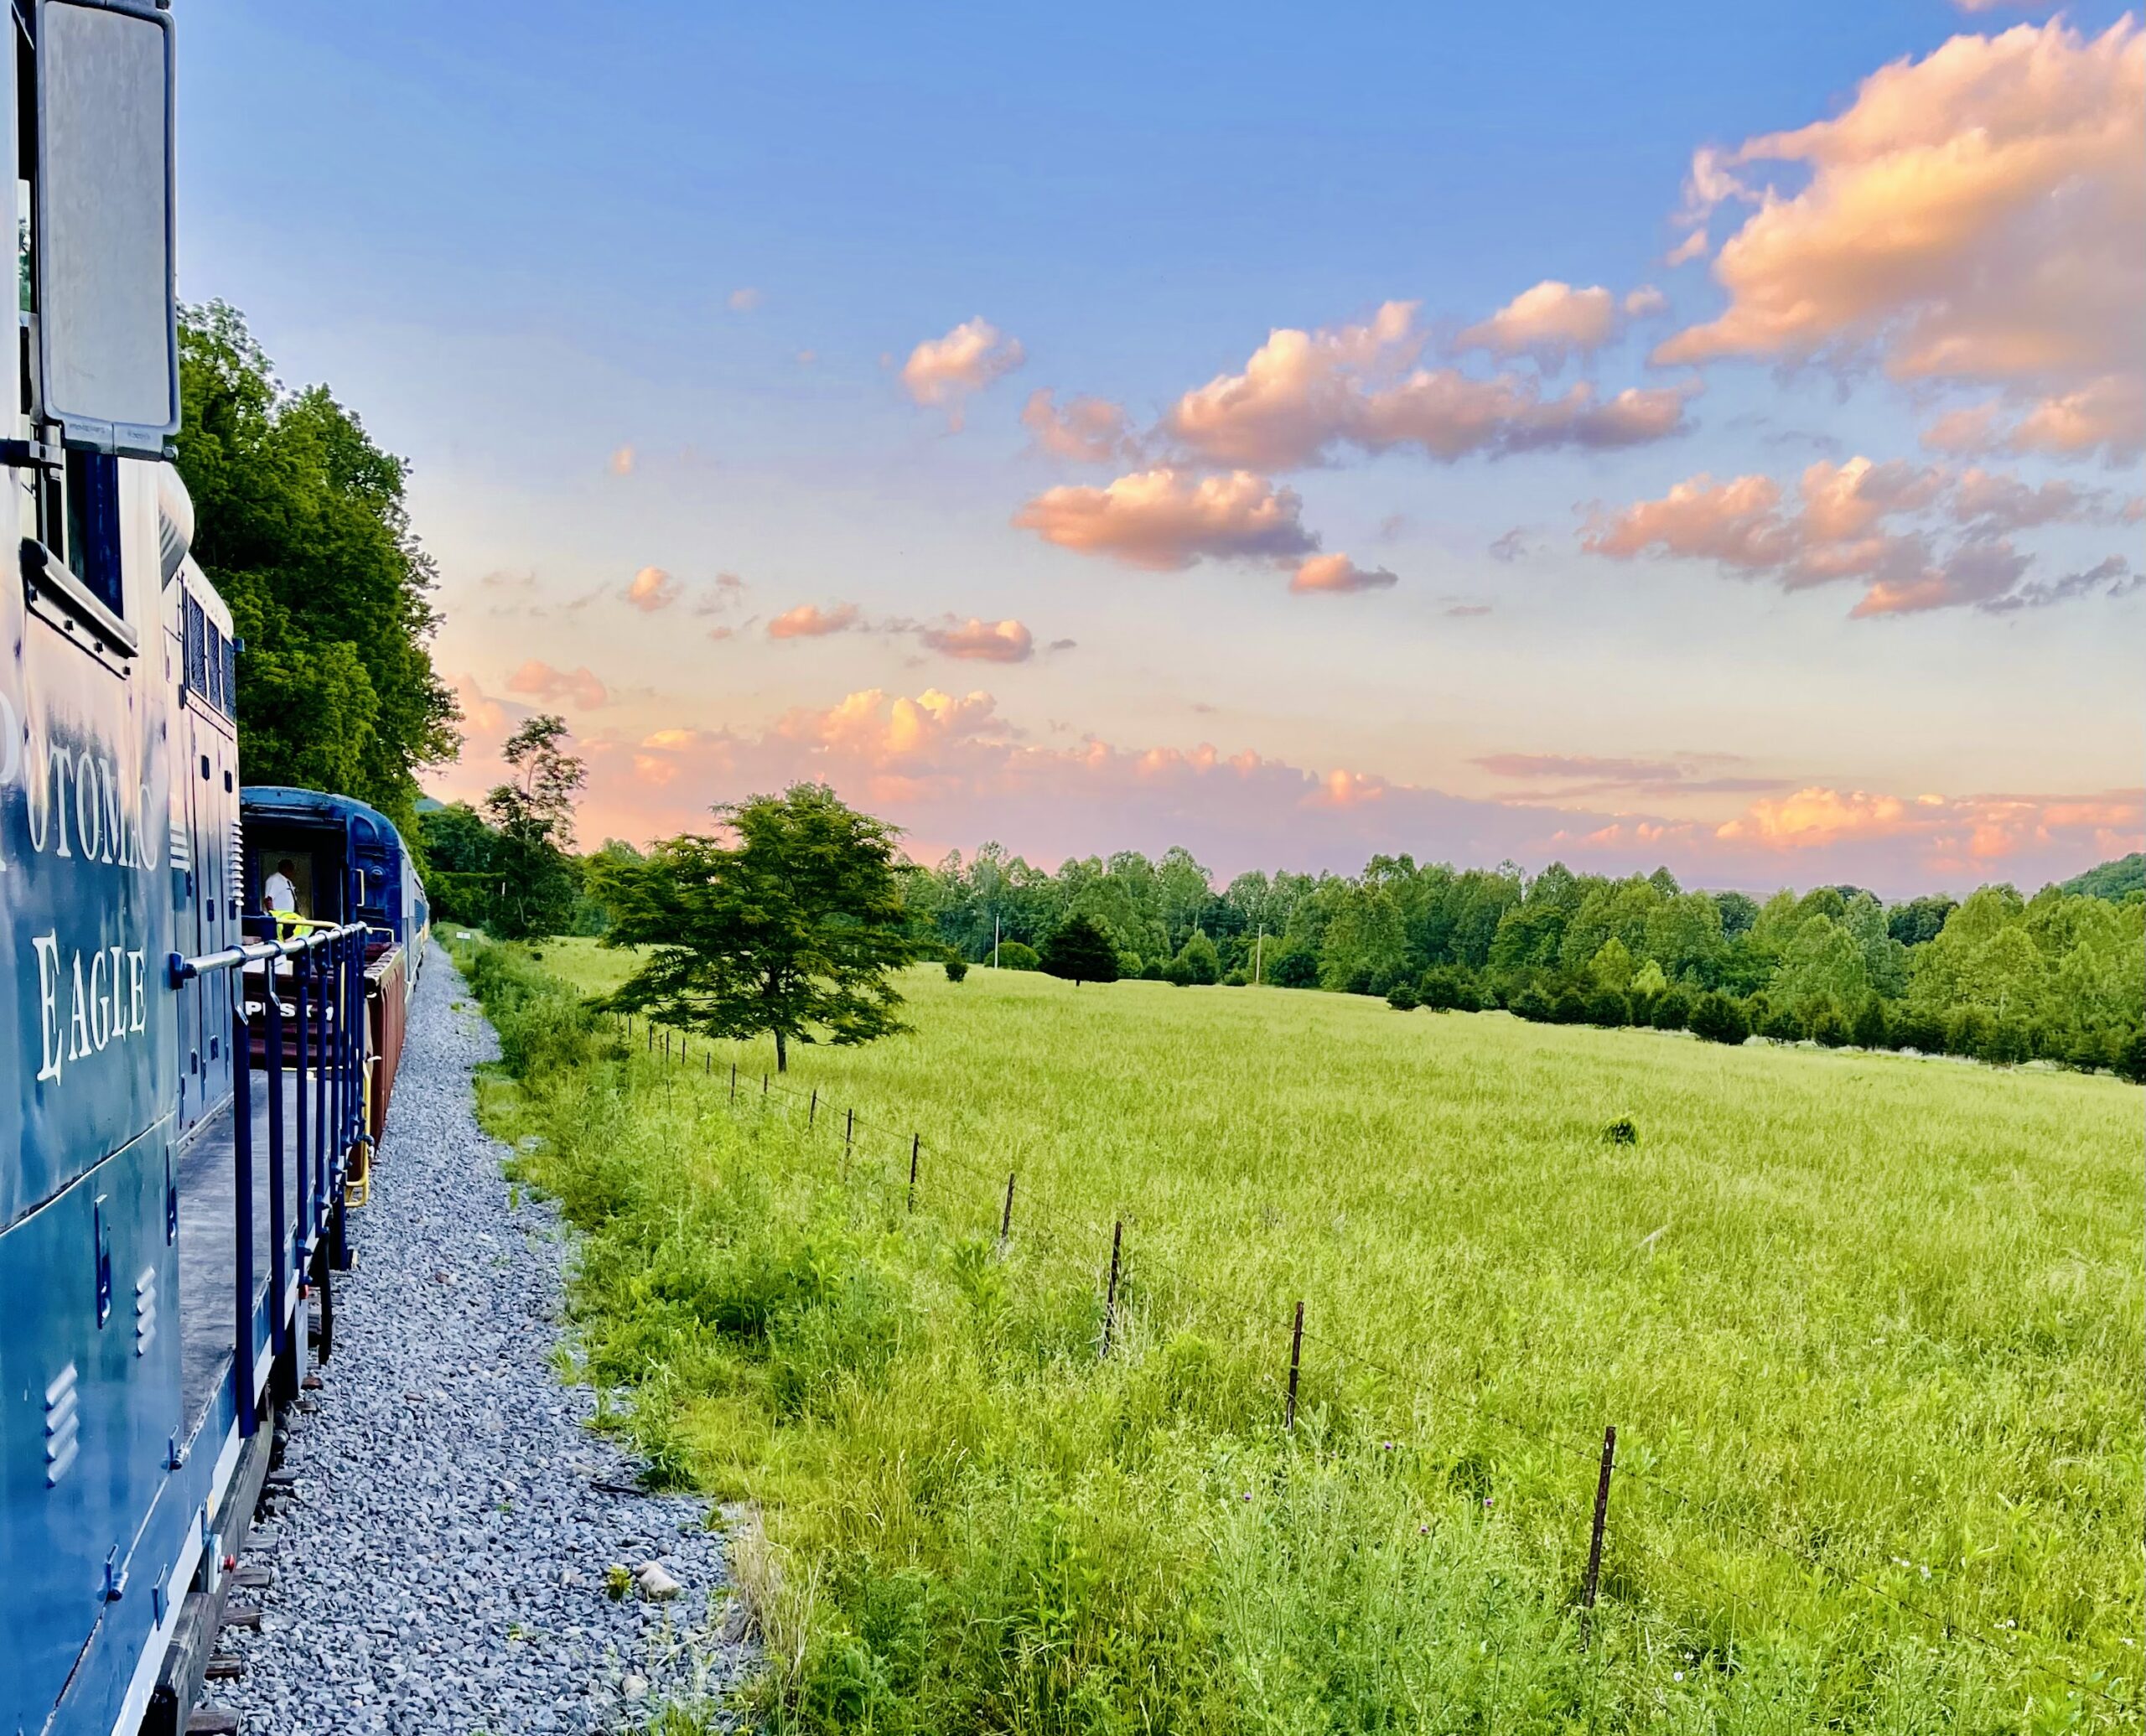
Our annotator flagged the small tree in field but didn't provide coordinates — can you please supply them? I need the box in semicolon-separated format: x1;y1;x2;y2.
1039;916;1121;987
593;782;912;1071
484;714;585;939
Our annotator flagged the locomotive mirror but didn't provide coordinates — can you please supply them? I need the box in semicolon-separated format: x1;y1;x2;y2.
32;0;179;458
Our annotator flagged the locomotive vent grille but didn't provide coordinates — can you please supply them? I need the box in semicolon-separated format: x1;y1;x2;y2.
44;1363;80;1488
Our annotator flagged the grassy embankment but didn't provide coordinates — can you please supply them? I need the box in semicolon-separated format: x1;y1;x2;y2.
464;936;2142;1733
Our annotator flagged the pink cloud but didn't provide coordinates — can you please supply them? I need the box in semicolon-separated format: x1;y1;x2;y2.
767;603;861;640
625;566;681;612
1456;281;1666;368
1021;390;1138;463
1289;552;1399;594
440;684;2136;898
609;444;635;476
505;660;609;711
1162;302;1692;469
919;618;1036;662
900;317;1025;426
1583;454;2125;614
1013;467;1318;571
1657;18;2145;461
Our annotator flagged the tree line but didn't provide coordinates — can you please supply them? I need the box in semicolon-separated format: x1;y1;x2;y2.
422;730;2143;1081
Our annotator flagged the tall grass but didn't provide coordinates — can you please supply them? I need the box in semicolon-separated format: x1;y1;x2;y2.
468;940;2143;1732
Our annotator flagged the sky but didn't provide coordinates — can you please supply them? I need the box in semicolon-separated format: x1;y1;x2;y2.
175;1;2143;897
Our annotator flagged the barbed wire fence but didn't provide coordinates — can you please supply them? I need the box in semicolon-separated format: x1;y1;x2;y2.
605;1008;2133;1714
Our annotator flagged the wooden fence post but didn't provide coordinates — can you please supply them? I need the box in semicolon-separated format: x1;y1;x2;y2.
1102;1220;1123;1355
999;1172;1016;1245
907;1134;920;1213
809;1088;817;1128
1580;1424;1616;1648
1284;1301;1305;1431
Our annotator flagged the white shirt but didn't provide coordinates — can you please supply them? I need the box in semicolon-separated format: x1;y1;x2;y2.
265;872;298;914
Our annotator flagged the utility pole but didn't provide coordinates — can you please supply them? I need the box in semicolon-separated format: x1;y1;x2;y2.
993;913;1001;969
1253;925;1263;987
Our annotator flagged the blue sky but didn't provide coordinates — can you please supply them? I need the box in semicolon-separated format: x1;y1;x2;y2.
174;2;2143;894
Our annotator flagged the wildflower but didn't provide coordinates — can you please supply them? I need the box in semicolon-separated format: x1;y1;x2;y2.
1483;1496;1494;1508
1892;1557;1910;1569
1673;1671;1684;1682
1241;1492;1253;1503
1381;1440;1395;1451
1418;1525;1428;1535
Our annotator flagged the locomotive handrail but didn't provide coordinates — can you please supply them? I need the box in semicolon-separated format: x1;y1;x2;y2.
167;919;370;987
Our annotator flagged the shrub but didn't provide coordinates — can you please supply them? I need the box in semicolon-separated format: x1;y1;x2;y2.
1650;987;1692;1031
1550;985;1587;1025
1892;1009;1946;1054
1267;946;1319;989
1760;1003;1806;1044
1810;1007;1850;1048
1689;992;1750;1045
943;957;968;983
994;941;1040;972
1419;965;1479;1011
1945;1006;1996;1058
1850;997;1889;1049
1387;983;1420;1011
1510;986;1552;1023
1139;958;1164;981
1039;916;1121;987
1161;956;1194;987
1584;987;1631;1028
1222;970;1248;987
2117;1026;2146;1084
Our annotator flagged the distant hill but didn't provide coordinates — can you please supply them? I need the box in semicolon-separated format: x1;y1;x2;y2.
2062;852;2146;900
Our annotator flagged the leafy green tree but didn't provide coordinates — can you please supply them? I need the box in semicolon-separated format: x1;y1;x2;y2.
595;783;914;1071
175;302;458;829
1589;936;1636;992
484;716;586;938
1175;926;1227;982
995;941;1041;971
1039;917;1121;987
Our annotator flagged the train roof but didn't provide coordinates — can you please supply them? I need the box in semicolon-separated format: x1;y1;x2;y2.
241;785;409;848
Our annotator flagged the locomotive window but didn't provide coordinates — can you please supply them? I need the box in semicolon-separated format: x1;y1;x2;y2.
62;448;122;614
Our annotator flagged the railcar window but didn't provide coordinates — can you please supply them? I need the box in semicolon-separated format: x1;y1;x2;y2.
61;445;121;613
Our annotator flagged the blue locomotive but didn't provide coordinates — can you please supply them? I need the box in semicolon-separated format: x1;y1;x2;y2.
2;8;415;1733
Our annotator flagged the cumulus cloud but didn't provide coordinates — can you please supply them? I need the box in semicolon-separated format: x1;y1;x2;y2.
1979;554;2139;613
1289;552;1399;594
728;287;762;313
1013;467;1317;571
609;444;635;476
767;603;861;640
900;317;1025;425
1020;389;1139;463
1163;302;1692;469
1581;453;2128;614
625;566;681;612
1456;281;1667;367
506;660;609;710
919;618;1036;662
1658;18;2145;461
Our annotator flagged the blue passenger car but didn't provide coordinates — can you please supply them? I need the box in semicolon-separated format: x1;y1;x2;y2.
240;785;432;983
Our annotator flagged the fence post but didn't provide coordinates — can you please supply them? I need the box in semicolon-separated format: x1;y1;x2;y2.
999;1171;1016;1245
730;1062;738;1101
809;1088;817;1128
1284;1300;1304;1431
646;1023;653;1053
1102;1220;1123;1355
908;1134;920;1214
1580;1424;1617;1648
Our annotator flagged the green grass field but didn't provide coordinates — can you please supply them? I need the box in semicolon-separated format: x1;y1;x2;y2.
476;938;2142;1732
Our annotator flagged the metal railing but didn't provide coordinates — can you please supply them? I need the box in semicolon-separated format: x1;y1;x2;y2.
169;917;374;1436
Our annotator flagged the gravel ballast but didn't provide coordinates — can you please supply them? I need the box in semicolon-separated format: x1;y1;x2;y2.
221;945;751;1733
